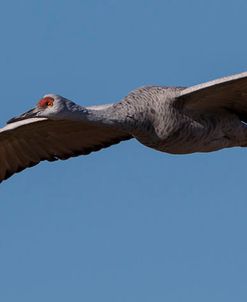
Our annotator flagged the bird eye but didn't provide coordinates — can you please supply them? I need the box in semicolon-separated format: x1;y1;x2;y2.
38;97;54;108
47;100;53;107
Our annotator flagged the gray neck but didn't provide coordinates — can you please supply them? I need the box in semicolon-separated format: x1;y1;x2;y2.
68;86;180;135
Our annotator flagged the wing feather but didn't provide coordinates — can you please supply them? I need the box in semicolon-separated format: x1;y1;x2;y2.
177;71;247;121
0;118;132;182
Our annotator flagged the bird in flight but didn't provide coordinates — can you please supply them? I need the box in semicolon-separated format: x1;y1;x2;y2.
1;71;247;183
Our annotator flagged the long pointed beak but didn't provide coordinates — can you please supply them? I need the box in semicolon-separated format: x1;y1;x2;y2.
7;107;40;124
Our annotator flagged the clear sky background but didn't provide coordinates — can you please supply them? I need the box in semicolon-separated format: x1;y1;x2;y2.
0;0;247;301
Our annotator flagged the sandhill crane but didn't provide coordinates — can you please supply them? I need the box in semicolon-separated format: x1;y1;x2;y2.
1;71;247;182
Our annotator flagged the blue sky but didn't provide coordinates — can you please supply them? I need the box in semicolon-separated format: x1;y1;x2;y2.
1;0;247;301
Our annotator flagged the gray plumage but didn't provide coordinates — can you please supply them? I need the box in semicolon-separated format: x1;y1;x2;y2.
1;71;247;182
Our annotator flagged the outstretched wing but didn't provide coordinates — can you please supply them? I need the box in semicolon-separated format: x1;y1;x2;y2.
177;71;247;121
0;117;132;182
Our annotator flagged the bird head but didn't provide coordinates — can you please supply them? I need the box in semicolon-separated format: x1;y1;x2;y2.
7;94;80;124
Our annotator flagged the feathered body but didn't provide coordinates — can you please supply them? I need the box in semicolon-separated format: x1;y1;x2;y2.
109;86;247;154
